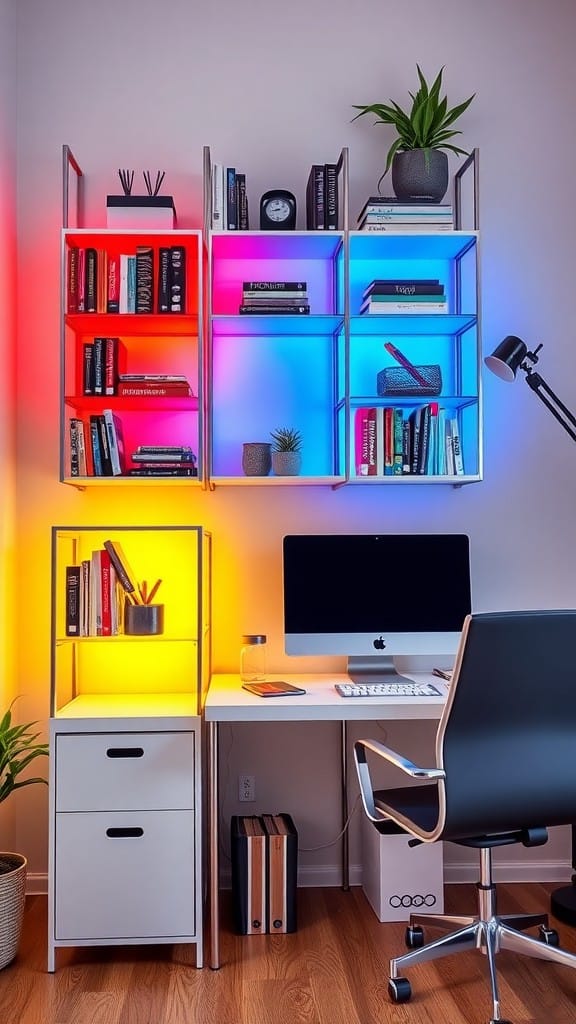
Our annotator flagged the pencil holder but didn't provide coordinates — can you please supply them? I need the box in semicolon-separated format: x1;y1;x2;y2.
377;364;442;397
124;604;164;636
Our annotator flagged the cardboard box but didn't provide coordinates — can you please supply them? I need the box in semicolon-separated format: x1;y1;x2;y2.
106;195;176;230
361;814;444;922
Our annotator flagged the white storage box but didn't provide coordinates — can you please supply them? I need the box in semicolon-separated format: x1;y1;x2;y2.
106;195;176;229
361;813;444;922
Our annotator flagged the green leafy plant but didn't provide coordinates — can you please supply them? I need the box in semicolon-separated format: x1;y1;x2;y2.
270;427;302;453
0;700;48;804
352;65;475;188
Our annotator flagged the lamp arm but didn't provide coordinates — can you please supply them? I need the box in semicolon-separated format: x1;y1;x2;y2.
524;370;576;444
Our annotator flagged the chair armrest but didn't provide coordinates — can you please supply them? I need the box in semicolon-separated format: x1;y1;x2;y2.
353;738;445;825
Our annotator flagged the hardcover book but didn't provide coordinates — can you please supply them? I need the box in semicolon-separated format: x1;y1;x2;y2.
306;164;325;230
103;540;142;603
84;247;98;313
157;247;170;312
324;163;338;230
135;245;154;314
65;566;81;636
169;246;186;312
226;167;237;230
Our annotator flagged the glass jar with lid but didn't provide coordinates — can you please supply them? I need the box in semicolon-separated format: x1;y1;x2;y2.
240;634;267;681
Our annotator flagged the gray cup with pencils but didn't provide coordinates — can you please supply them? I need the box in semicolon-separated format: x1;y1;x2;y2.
124;578;164;635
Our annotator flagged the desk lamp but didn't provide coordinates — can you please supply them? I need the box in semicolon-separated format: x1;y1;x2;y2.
485;334;576;925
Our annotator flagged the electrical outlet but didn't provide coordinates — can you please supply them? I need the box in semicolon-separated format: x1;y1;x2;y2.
238;773;256;802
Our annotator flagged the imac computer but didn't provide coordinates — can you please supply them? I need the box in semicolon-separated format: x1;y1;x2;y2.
283;533;472;684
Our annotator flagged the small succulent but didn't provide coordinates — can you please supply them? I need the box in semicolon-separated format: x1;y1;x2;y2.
270;427;302;453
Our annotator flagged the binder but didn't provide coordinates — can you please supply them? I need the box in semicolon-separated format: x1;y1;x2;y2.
261;813;298;933
230;815;267;934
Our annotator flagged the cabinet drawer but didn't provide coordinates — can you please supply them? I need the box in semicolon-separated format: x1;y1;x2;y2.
55;731;194;811
55;809;196;940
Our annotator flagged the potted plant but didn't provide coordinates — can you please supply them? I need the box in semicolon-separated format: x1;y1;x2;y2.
270;427;302;476
0;700;48;969
352;65;475;202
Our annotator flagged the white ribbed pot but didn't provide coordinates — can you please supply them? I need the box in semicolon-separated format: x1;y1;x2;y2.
0;853;26;969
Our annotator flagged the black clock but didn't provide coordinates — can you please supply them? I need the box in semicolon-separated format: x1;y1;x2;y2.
259;189;297;230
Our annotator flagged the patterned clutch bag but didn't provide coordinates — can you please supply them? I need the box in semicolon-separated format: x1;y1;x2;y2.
376;364;442;397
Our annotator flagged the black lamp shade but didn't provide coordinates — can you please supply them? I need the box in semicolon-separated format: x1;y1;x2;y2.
485;336;528;382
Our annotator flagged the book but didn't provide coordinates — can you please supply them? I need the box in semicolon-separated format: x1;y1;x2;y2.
92;337;105;395
107;254;120;313
226;167;237;229
157;247;170;312
85;247;97;312
383;406;394;475
243;281;306;291
364;278;439;294
131;450;195;463
103;409;126;476
80;559;91;635
96;414;113;475
69;418;80;476
89;415;103;476
75;418;88;476
239;304;310;315
306;164;325;229
169;246;186;312
127;254;137;312
360;211;453;224
417;403;432;474
261;813;298;933
102;540;142;603
393;407;404;475
242;290;308;301
355;407;377;476
104;337;120;395
364;282;444;297
409;407;422;473
100;547;113;636
67;247;79;312
450;416;465;475
359;222;454;233
230;815;267;934
96;249;108;312
360;300;447;314
136;444;195;454
65;566;81;636
357;195;452;218
363;293;445;304
136;245;154;314
90;549;102;635
236;172;249;230
127;467;198;476
211;162;225;230
116;383;193;397
76;247;86;312
82;343;94;394
324;163;338;229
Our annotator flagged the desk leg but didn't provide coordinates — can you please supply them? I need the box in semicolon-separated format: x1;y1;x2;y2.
341;720;350;891
208;720;221;969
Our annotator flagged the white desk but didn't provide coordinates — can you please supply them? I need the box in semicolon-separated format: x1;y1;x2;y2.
204;672;448;968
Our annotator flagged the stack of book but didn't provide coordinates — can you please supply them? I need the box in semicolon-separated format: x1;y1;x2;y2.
357;196;454;232
128;445;197;477
354;405;464;477
239;281;309;315
360;278;447;315
211;163;249;230
306;162;339;230
116;374;194;398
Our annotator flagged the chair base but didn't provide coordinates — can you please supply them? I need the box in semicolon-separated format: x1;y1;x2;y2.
389;849;576;1022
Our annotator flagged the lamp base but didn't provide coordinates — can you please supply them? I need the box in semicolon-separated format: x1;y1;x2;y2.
550;884;576;926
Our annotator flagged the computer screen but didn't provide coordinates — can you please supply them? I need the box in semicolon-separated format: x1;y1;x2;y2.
283;533;472;682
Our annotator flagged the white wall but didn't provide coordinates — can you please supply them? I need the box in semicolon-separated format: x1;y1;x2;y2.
14;0;576;884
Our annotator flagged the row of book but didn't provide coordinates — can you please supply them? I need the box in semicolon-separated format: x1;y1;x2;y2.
67;244;187;315
361;276;447;315
231;813;297;935
81;337;194;398
357;196;454;233
239;280;310;316
211;165;249;230
305;163;339;230
65;537;155;636
355;404;464;477
69;413;197;477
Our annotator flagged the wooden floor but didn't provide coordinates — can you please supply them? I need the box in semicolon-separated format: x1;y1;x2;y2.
1;884;576;1023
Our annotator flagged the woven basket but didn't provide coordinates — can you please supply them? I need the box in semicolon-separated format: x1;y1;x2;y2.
0;853;26;969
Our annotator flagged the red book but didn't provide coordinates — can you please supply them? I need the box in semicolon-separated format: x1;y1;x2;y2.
67;246;79;313
104;337;119;395
77;248;86;313
100;548;113;636
107;255;120;313
117;383;192;397
354;407;377;476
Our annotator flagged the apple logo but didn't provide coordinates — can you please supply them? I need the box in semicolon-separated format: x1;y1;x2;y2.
373;636;386;650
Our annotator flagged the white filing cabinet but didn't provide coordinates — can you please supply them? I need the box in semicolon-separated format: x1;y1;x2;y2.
48;706;203;970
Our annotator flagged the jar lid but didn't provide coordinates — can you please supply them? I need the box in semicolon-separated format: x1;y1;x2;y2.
241;634;267;644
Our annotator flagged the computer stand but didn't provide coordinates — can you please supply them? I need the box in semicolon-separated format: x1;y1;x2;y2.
347;656;413;686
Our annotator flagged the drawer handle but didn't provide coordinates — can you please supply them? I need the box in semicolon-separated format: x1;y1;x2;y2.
106;827;144;839
106;747;144;758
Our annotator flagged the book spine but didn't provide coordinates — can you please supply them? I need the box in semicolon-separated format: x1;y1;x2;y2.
100;548;113;636
104;337;118;395
242;290;308;300
236;173;249;230
67;246;79;313
103;409;122;475
366;283;445;296
243;281;306;291
75;418;87;476
82;343;94;395
362;302;447;313
96;414;113;475
89;416;103;476
127;467;197;476
157;247;170;312
354;407;377;476
137;445;194;454
211;162;224;230
239;304;309;314
450;416;464;475
393;408;404;475
226;167;237;229
324;163;338;229
417;404;431;474
65;566;81;636
92;337;105;395
90;549;102;635
131;451;195;463
136;245;154;314
169;246;186;312
127;255;137;312
77;248;86;312
69;419;80;477
80;559;90;635
85;247;97;312
116;384;192;397
96;249;108;312
410;407;422;473
360;223;454;233
383;406;394;475
119;254;129;313
402;417;412;474
107;254;120;313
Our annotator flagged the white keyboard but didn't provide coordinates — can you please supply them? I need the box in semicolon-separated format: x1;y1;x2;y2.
335;681;442;698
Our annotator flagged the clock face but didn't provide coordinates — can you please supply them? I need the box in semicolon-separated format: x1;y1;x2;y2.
264;198;291;222
260;189;297;230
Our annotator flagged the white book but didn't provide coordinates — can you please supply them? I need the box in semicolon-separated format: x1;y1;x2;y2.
445;420;455;475
212;162;225;230
361;302;447;314
436;408;447;475
450;417;465;475
119;254;129;313
103;409;123;476
359;223;454;233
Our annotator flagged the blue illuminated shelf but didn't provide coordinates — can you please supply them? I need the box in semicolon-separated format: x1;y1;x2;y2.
212;314;344;337
349;314;477;337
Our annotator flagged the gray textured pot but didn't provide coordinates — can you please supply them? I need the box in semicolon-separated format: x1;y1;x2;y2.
242;442;272;476
391;149;449;202
272;451;301;476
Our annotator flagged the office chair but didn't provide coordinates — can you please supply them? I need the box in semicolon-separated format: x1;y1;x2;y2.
354;610;576;1024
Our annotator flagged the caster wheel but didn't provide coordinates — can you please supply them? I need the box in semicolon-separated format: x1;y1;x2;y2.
405;924;424;949
539;924;560;946
388;977;411;1003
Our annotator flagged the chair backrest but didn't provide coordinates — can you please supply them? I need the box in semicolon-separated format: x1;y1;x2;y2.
436;610;576;842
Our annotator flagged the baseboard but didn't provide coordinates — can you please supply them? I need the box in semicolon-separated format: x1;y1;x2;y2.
26;872;48;895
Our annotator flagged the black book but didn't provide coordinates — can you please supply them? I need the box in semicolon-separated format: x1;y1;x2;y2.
226;167;237;229
96;414;113;475
243;281;306;291
365;282;445;297
157;247;170;312
239;304;310;315
409;407;423;474
65;566;81;636
306;164;325;229
92;337;105;396
417;403;432;474
127;467;198;477
236;173;249;230
89;415;103;476
136;245;154;314
85;247;98;313
169;246;186;312
324;163;338;230
83;343;94;395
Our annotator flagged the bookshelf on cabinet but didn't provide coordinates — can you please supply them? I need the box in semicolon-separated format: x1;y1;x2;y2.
203;146;482;486
47;525;210;971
